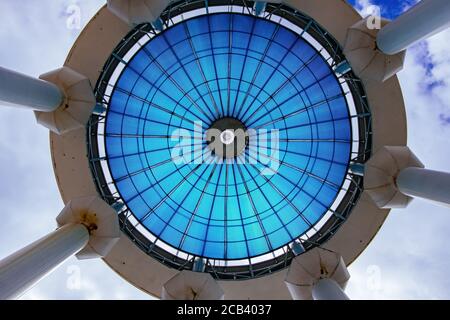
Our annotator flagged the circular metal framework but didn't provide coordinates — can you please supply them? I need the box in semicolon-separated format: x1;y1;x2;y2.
87;0;372;280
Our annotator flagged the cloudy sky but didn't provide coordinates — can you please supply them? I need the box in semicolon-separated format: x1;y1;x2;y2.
0;0;449;300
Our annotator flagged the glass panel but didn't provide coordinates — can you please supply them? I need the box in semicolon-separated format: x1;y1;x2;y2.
104;13;351;260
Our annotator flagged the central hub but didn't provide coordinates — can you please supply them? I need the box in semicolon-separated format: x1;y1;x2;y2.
220;130;235;145
206;117;248;159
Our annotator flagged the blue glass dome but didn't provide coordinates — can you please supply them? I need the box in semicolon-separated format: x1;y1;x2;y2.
103;12;351;260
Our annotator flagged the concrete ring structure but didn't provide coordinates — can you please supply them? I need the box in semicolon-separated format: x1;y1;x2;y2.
50;0;406;299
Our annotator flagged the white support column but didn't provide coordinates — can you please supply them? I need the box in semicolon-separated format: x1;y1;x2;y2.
366;146;450;208
312;278;350;301
285;248;350;300
0;66;96;135
343;18;406;82
364;146;424;209
377;0;450;55
397;167;450;207
0;196;120;300
0;224;89;300
0;66;63;112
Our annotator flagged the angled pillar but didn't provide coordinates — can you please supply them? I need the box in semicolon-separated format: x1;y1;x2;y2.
364;146;450;208
0;66;96;134
107;0;171;27
0;196;120;299
0;66;63;112
377;0;450;55
312;278;349;300
364;146;424;208
35;67;96;134
285;247;350;300
161;270;224;300
344;0;450;82
396;168;450;207
0;224;89;300
343;17;405;82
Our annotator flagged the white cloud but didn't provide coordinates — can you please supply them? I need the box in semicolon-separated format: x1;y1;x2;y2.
354;0;373;12
346;5;450;299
